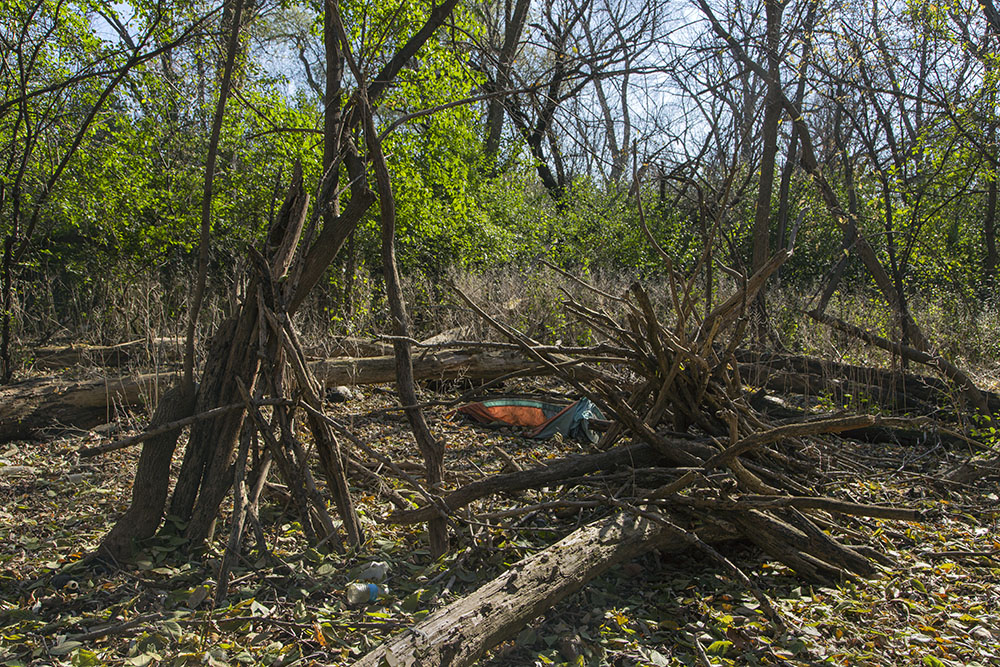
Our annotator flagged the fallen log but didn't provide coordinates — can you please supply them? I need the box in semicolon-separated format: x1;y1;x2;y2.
0;349;584;441
389;415;878;526
745;367;937;414
738;349;1000;420
386;443;662;524
352;512;735;667
946;456;1000;483
24;336;394;372
321;336;394;359
0;373;175;441
806;310;995;423
29;338;184;369
309;348;555;386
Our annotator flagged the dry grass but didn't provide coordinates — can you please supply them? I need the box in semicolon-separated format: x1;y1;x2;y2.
9;262;1000;395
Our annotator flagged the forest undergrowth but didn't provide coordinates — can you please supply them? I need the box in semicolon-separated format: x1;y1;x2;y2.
1;269;999;666
14;266;1000;388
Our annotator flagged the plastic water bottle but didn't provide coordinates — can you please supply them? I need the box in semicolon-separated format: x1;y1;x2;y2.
358;561;389;582
345;582;388;606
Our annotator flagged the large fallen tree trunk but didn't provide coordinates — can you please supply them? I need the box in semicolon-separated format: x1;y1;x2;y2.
738;350;1000;416
309;348;556;386
23;336;392;372
6;341;992;444
0;349;571;441
806;310;996;423
353;512;735;667
29;338;184;369
0;373;175;440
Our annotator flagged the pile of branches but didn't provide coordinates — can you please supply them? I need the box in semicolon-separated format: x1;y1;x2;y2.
357;250;942;666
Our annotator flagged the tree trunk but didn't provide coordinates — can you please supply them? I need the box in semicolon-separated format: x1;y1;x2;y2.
985;173;998;281
484;0;530;163
0;200;16;385
734;349;1000;414
807;309;994;420
184;0;245;390
169;0;248;546
815;83;860;315
775;0;819;263
323;0;343;215
96;383;196;564
749;0;783;334
366;104;449;556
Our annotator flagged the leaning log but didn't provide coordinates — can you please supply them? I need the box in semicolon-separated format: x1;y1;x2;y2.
0;349;577;440
353;512;734;667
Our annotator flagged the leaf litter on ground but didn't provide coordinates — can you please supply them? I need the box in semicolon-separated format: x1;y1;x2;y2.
1;380;999;666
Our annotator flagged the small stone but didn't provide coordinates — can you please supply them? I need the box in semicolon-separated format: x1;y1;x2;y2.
91;422;120;435
326;385;355;403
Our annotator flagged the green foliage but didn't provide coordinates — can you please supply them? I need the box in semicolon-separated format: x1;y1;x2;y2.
3;0;1000;345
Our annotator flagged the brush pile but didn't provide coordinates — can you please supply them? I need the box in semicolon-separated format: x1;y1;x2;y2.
355;249;960;665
